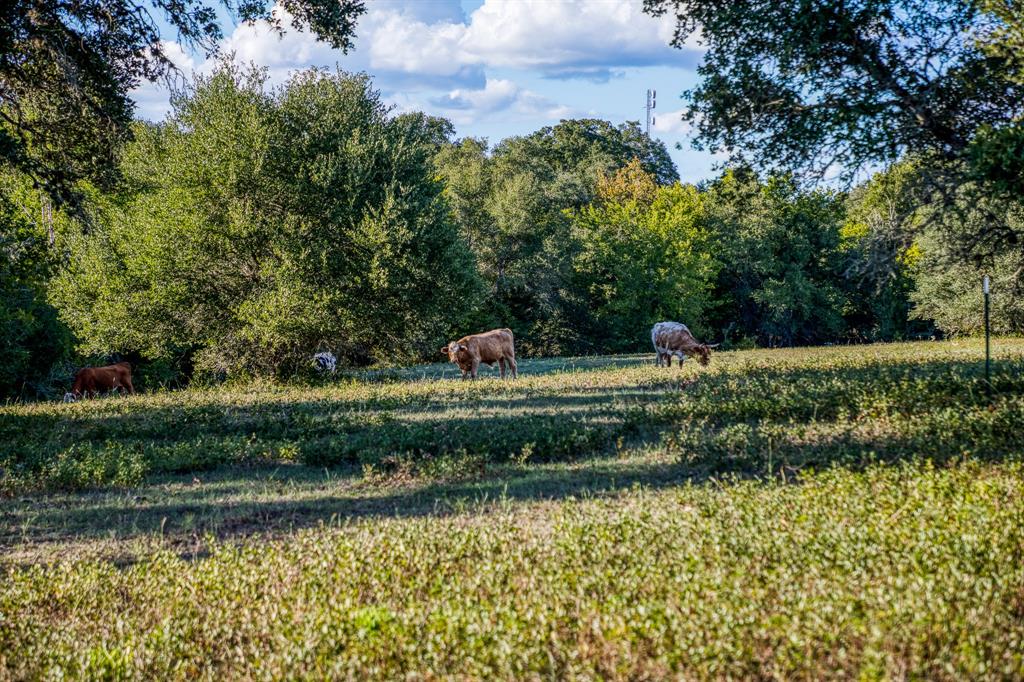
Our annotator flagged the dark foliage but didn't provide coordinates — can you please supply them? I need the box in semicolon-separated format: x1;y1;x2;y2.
644;0;1024;258
0;0;364;208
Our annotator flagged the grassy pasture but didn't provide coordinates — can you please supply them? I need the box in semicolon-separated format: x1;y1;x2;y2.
2;340;1024;678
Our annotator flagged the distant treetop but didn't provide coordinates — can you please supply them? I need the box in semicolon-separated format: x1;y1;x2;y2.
494;118;680;187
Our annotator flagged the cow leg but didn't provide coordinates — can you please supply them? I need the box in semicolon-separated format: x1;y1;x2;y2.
498;357;506;379
508;354;517;379
470;358;480;379
124;376;135;395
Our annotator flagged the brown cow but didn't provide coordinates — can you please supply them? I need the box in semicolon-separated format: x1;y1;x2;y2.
64;361;135;401
441;328;518;380
651;321;718;367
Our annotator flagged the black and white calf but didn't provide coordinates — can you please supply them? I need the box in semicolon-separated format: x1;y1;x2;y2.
313;351;337;373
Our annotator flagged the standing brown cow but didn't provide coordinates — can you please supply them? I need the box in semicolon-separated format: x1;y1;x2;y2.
651;321;718;367
64;361;135;401
441;328;518;380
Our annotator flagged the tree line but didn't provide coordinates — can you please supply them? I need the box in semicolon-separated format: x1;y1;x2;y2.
2;0;1022;398
2;61;1020;399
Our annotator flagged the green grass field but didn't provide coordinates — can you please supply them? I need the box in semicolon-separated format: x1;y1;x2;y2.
2;340;1024;678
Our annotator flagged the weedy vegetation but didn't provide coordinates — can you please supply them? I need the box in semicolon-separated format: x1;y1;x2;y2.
2;340;1024;679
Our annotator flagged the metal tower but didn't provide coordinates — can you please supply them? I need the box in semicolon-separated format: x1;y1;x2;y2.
645;88;656;135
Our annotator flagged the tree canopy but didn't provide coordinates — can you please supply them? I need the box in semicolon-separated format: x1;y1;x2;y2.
571;160;716;349
644;0;1024;257
0;0;365;207
494;119;679;190
703;169;848;346
50;65;477;377
644;0;1022;178
434;120;680;356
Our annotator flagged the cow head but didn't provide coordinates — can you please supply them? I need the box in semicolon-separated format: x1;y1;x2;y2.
62;392;77;403
694;343;719;366
441;342;467;363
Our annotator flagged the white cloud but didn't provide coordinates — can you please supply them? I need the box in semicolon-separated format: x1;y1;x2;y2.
223;0;703;86
364;10;469;76
652;108;690;135
128;0;702;126
433;79;520;113
358;0;703;82
224;20;331;69
130;41;199;120
429;78;575;124
159;40;199;74
460;0;699;77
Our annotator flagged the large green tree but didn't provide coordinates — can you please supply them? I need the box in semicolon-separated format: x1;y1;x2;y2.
50;65;479;377
704;169;848;347
0;0;364;207
434;137;579;355
435;122;678;355
644;0;1024;257
571;160;716;351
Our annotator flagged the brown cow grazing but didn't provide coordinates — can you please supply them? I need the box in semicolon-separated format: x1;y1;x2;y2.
64;361;135;401
651;321;719;367
441;328;518;380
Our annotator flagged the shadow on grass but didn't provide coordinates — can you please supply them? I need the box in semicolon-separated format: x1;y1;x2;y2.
2;351;1024;562
348;354;652;383
3;355;1021;470
0;456;694;563
6;397;1023;564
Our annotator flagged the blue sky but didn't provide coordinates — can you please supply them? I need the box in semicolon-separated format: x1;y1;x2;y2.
133;0;721;183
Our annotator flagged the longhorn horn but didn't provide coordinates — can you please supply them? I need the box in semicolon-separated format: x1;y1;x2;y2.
706;343;721;349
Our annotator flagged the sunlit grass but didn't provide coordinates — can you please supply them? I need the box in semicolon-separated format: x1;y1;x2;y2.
2;339;1022;495
2;340;1024;678
2;462;1023;679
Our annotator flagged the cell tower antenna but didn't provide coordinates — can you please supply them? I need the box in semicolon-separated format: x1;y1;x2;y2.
645;88;656;136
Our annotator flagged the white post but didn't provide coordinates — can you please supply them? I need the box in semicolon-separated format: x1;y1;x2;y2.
983;275;990;384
